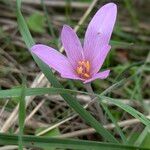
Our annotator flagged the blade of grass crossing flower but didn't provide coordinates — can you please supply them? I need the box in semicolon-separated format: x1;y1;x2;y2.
0;87;66;98
0;133;149;150
16;0;117;143
18;80;26;150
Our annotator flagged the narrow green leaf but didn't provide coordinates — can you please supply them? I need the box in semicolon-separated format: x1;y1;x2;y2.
99;96;150;129
0;133;148;150
41;0;56;39
110;40;133;47
134;127;150;147
141;132;150;149
16;2;35;48
0;87;78;98
18;81;26;150
101;103;127;144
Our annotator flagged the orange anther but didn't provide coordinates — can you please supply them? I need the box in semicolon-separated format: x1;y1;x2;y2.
83;73;90;78
76;60;91;79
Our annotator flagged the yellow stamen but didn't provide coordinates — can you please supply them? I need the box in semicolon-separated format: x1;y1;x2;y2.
76;66;83;74
76;60;91;79
85;61;90;72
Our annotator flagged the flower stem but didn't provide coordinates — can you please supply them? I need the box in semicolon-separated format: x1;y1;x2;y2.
85;83;107;124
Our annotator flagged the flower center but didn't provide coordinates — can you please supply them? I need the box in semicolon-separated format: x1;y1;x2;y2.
76;60;91;79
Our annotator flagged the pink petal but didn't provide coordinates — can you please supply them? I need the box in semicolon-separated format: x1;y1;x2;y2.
83;3;117;61
90;45;111;75
61;25;84;67
31;44;75;75
84;70;110;83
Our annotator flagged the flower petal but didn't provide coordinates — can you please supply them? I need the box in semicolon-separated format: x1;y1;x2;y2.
83;3;117;61
31;44;75;75
90;45;111;75
61;25;84;67
84;70;110;83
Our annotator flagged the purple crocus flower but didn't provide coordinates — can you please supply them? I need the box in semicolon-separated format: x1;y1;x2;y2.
31;3;117;83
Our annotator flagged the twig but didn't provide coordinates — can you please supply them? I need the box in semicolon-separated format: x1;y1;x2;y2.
0;100;9;128
0;109;48;129
0;146;26;150
56;115;150;138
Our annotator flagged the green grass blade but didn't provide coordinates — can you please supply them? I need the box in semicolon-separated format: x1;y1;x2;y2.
0;133;149;150
134;127;150;146
110;40;133;47
99;96;150;129
0;87;82;98
18;81;26;150
101;103;127;144
41;0;56;40
16;0;35;48
16;0;117;143
123;0;138;26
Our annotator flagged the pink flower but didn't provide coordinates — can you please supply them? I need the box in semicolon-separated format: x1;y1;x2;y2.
31;3;117;83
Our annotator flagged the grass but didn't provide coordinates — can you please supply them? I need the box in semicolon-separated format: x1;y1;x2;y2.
0;0;150;149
